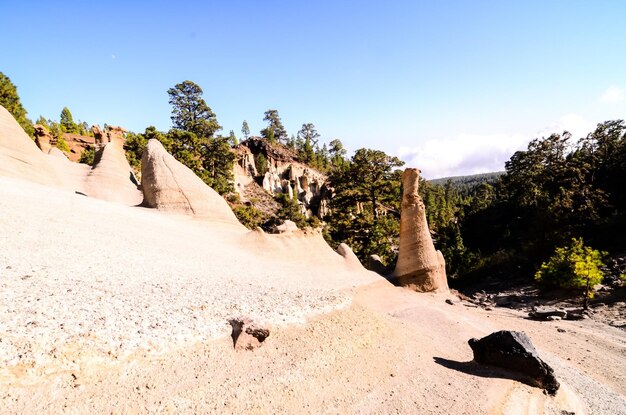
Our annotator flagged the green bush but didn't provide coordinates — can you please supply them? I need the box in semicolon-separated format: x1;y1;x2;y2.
56;137;71;153
79;146;95;165
233;205;266;229
535;238;605;300
255;153;268;177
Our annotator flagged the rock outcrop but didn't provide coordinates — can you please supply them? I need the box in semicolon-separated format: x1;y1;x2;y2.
141;139;242;225
393;168;448;293
468;330;560;395
92;124;126;146
84;134;142;205
33;124;53;153
337;243;364;269
275;220;298;234
0;105;64;187
233;138;329;218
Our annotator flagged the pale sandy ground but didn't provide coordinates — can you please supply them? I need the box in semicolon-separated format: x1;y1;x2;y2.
1;176;626;414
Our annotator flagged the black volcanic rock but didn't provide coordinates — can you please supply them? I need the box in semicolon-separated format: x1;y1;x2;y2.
468;330;559;395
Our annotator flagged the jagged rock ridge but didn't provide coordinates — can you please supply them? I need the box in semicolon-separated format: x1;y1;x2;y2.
233;137;330;218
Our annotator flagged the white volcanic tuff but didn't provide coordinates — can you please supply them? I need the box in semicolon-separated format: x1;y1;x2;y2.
233;140;328;216
141;139;243;225
0;105;65;187
0;105;142;205
393;168;448;292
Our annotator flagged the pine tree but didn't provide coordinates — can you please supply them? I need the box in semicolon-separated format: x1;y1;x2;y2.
60;107;78;133
167;80;221;138
0;72;34;137
241;120;250;140
229;130;238;146
298;123;319;164
260;109;287;143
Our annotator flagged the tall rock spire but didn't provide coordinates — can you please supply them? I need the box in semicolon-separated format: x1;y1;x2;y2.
394;168;448;292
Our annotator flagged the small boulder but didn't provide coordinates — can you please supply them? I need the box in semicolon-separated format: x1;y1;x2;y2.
228;318;270;351
528;307;567;321
563;308;587;320
468;330;559;395
275;220;298;234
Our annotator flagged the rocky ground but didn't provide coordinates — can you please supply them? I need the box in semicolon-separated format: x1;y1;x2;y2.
459;280;626;331
1;176;626;414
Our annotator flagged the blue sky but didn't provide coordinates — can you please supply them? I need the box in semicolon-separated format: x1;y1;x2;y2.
2;1;625;178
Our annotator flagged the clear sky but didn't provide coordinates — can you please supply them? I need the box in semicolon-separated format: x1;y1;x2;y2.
2;1;625;178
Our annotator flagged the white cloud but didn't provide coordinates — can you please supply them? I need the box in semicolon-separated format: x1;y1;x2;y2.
396;113;594;180
599;85;625;103
536;113;594;140
397;132;529;179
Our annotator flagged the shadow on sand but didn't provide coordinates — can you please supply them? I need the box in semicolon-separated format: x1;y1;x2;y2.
433;357;539;389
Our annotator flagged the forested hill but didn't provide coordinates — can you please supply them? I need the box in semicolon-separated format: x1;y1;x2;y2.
428;171;504;194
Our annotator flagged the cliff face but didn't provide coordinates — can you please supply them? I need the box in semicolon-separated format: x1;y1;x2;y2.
33;124;126;163
233;138;330;218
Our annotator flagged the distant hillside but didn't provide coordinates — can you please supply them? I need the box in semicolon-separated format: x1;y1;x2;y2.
429;171;503;186
428;171;504;197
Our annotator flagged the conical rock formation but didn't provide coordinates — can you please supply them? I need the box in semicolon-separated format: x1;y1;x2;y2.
84;137;143;205
141;139;241;225
393;168;448;292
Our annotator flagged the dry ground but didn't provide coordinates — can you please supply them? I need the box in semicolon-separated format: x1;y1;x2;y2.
1;177;626;414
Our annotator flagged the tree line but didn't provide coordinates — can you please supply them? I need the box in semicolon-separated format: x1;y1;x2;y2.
3;71;624;297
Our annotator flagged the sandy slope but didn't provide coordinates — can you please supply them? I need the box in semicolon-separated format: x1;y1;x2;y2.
1;177;626;414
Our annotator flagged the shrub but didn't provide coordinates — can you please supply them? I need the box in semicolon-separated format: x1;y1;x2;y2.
255;153;268;177
56;137;71;153
233;205;266;229
79;146;95;165
535;238;606;307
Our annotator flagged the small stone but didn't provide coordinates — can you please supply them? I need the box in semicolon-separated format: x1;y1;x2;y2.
229;318;270;351
445;299;454;305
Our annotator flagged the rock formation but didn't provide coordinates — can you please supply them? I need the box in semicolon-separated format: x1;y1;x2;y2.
0;105;64;187
228;318;270;351
337;243;364;269
91;124;126;147
141;139;242;225
84;134;142;205
275;220;298;234
393;168;448;293
35;124;97;163
468;330;560;395
33;124;53;153
233;138;329;218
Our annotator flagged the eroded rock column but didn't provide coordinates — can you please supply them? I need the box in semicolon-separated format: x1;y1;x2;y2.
393;168;448;293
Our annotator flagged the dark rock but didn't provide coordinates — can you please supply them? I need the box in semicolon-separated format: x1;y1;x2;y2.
445;299;454;305
563;308;586;320
368;254;390;276
468;330;559;395
228;318;270;351
528;308;567;321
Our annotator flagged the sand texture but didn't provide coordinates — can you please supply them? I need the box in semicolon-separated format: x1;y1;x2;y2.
1;105;625;414
1;177;625;414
